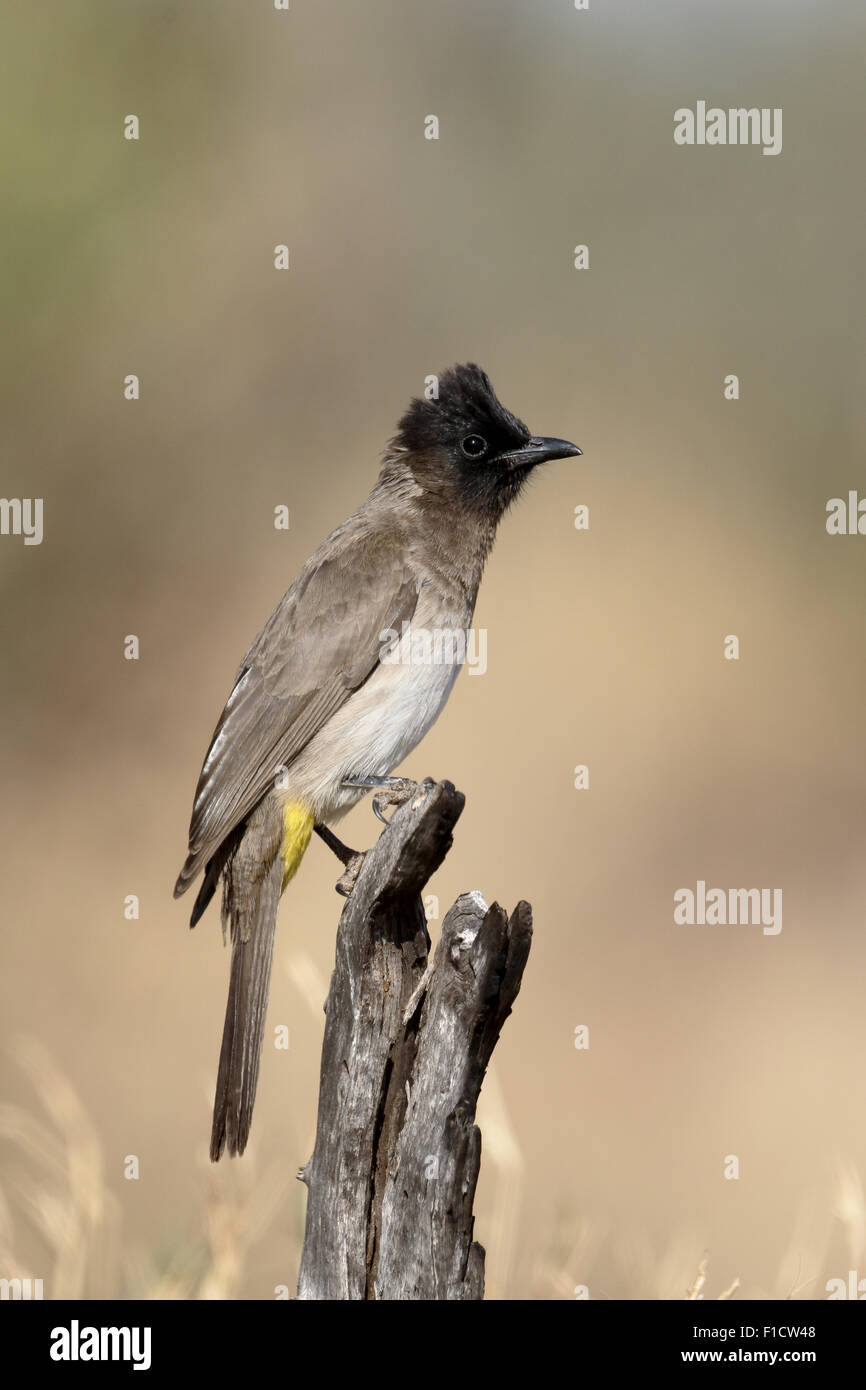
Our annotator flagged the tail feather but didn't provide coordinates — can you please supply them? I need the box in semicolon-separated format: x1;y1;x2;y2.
208;797;313;1161
209;799;287;1162
210;848;283;1160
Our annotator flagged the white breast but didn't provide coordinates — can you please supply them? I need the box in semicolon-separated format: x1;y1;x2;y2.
285;602;470;822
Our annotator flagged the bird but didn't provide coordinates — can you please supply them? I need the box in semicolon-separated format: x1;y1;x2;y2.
174;363;581;1160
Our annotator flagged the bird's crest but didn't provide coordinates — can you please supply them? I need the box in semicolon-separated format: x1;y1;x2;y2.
394;363;530;453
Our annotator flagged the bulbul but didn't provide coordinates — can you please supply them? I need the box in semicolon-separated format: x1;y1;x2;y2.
174;363;581;1160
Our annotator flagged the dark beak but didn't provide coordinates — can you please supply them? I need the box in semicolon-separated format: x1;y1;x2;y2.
501;436;582;471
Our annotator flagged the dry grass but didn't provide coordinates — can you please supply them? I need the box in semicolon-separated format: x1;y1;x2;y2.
0;1038;294;1300
1;1036;862;1300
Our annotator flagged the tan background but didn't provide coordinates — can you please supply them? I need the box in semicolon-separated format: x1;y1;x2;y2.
2;0;865;1299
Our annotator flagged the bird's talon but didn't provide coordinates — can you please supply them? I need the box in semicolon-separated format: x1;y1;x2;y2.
341;774;420;822
335;851;366;896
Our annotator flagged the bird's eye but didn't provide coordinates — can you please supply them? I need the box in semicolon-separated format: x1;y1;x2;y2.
461;434;488;458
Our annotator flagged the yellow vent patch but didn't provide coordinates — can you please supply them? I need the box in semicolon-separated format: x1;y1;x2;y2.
281;801;314;892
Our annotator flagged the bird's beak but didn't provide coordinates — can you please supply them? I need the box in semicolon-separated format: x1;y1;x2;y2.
500;436;582;471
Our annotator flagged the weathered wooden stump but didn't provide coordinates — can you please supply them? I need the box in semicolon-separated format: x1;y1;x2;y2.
297;778;532;1301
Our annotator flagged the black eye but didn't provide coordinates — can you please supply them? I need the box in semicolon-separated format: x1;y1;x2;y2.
461;434;488;458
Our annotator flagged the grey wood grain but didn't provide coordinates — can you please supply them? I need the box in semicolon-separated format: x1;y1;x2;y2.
297;778;532;1301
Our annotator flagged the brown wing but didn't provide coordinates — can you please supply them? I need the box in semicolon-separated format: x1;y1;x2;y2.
174;522;418;895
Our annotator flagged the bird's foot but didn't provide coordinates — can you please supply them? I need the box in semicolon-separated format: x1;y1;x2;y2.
314;823;366;895
335;851;366;897
341;775;420;825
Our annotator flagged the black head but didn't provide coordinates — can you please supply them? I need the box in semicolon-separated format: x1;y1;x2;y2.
390;363;581;515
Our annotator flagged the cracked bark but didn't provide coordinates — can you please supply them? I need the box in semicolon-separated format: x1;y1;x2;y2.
296;778;532;1301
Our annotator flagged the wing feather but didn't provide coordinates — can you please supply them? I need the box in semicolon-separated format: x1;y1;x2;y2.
174;522;418;895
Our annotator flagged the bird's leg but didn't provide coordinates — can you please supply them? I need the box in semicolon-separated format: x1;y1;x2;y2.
313;823;357;866
341;775;420;825
313;823;365;898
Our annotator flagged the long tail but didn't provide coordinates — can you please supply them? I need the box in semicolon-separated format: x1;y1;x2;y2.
210;798;312;1161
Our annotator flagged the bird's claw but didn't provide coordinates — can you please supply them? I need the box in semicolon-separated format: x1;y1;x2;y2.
335;851;366;897
342;775;420;825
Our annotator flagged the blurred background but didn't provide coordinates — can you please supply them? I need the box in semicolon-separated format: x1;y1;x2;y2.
1;0;865;1299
